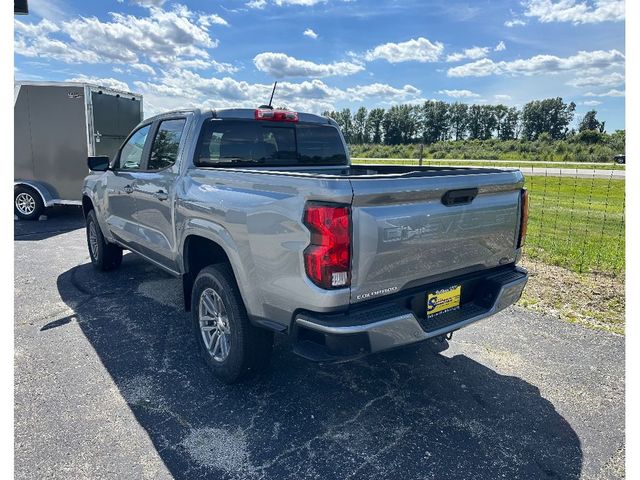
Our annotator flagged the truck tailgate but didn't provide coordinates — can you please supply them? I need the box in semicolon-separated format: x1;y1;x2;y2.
349;169;525;304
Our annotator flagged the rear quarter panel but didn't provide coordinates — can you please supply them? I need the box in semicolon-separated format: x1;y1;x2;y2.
176;169;354;329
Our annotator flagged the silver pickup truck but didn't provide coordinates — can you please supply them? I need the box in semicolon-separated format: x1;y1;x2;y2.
82;107;529;383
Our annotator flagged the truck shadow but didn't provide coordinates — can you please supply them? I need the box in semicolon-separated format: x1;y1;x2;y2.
14;206;85;241
55;256;582;480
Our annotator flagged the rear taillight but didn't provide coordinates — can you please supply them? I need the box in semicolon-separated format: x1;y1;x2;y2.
303;204;351;289
518;189;529;248
255;108;299;122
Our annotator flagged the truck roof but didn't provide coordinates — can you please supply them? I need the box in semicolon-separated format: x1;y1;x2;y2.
144;108;333;125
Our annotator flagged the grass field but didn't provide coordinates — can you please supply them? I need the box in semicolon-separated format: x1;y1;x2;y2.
352;157;625;170
524;175;625;276
349;136;625;164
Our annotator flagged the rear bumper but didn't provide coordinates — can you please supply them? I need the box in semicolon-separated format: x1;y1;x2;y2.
293;266;528;362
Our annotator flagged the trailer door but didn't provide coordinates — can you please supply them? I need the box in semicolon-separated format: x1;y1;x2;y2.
91;91;142;159
17;85;89;201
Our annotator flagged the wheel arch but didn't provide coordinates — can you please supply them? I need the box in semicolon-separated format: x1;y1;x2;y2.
82;195;94;218
182;233;236;311
14;181;53;207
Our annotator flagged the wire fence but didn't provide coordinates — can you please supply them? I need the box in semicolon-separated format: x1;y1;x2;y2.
352;157;626;280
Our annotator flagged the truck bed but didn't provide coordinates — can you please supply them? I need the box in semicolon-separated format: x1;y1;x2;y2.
189;163;525;310
201;163;511;178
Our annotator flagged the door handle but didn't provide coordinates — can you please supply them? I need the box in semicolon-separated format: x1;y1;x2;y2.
441;188;478;206
124;185;134;194
154;190;169;201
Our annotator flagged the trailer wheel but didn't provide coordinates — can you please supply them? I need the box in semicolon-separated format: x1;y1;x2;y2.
86;210;123;271
14;185;45;221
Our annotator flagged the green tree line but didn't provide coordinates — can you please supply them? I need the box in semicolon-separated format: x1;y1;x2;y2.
322;97;619;145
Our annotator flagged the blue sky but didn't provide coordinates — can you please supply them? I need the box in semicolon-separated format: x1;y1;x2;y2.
14;0;625;130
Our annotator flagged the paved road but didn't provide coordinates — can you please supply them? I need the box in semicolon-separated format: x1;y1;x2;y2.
15;208;625;480
353;158;624;167
362;163;625;179
516;166;624;179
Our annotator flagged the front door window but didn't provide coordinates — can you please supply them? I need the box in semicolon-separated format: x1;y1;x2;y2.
118;124;151;170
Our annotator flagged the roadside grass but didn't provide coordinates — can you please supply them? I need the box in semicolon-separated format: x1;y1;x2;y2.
349;138;625;164
352;157;625;170
524;174;625;276
519;174;624;334
518;257;624;335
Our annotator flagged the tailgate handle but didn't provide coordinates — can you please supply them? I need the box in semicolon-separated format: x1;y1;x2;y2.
442;188;478;206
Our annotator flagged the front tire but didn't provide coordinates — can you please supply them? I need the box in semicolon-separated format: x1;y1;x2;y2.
86;210;123;271
14;186;44;221
191;264;273;384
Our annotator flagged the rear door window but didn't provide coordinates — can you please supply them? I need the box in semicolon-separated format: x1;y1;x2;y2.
195;120;347;167
148;118;186;170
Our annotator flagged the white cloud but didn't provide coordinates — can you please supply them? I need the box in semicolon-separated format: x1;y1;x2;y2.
131;63;156;75
303;28;318;39
66;75;131;92
448;49;625;77
246;0;267;7
505;18;527;27
172;58;239;73
63;7;216;64
14;18;59;36
14;5;233;72
27;0;69;22
566;71;624;87
584;89;625;97
445;43;506;63
253;52;364;78
494;94;512;101
437;89;480;98
274;0;326;5
365;37;444;63
347;83;420;101
446;46;490;63
524;0;624;24
447;58;498;77
198;14;229;27
132;68;421;117
131;0;166;6
581;100;602;106
15;34;101;63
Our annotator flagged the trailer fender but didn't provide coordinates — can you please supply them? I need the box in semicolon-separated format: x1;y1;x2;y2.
14;181;55;207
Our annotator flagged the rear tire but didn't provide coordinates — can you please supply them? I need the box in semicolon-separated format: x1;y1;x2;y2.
191;264;273;384
14;185;44;221
86;210;123;271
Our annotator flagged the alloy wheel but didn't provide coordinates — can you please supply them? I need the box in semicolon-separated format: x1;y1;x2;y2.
198;287;231;362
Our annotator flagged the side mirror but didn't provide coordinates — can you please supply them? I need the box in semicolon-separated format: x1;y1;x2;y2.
88;155;110;172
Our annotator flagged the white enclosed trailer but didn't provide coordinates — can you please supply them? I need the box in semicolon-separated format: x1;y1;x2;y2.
14;81;143;219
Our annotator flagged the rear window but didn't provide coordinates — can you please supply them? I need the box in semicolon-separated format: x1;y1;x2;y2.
194;120;347;167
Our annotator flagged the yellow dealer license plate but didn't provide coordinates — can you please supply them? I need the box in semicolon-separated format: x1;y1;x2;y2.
427;284;461;317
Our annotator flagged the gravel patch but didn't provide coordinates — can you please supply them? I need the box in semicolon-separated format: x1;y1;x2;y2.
181;427;254;476
519;257;624;334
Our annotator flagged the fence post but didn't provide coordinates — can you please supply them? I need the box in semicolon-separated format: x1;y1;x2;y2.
419;143;424;166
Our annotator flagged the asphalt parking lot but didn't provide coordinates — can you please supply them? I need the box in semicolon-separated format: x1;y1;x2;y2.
14;208;625;480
